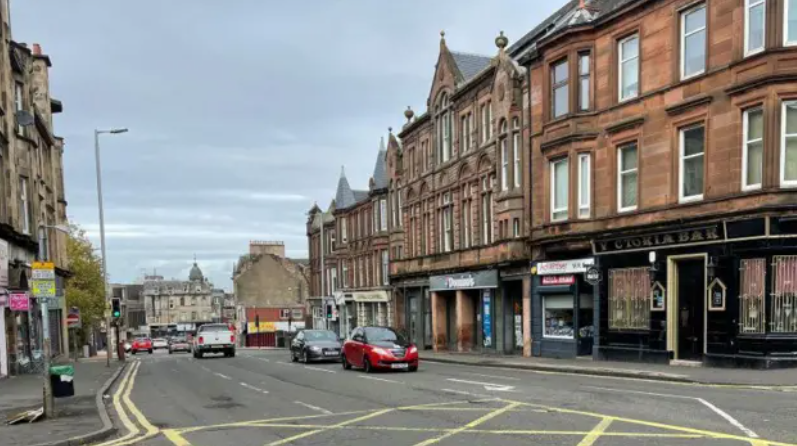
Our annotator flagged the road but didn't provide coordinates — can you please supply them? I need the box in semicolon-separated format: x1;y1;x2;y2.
96;349;797;446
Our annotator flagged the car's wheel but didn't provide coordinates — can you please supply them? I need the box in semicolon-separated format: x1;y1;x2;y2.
300;349;307;363
409;366;418;373
229;349;236;358
363;356;373;374
148;349;153;354
197;351;203;359
342;355;351;370
131;350;136;355
291;349;298;362
169;349;173;355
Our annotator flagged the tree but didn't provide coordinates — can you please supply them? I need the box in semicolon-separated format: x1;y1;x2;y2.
65;224;105;345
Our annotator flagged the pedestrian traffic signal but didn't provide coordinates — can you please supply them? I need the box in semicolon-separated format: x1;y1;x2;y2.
111;298;121;319
326;303;333;319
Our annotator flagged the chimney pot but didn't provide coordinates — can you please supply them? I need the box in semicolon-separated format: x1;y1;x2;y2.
32;43;41;55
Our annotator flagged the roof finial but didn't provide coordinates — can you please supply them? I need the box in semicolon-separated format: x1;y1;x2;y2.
440;30;446;46
340;165;346;177
404;106;414;123
495;30;509;51
388;127;393;134
193;253;197;263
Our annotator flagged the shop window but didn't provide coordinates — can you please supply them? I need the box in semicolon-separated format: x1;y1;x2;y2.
772;256;797;333
743;107;764;191
543;295;574;339
608;267;650;330
740;258;766;333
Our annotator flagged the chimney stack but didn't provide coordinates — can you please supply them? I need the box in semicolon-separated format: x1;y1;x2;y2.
32;43;41;55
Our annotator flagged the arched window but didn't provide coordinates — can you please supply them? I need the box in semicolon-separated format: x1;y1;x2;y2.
436;93;452;164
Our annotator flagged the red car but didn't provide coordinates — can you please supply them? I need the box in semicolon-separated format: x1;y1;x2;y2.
342;327;418;373
130;337;153;355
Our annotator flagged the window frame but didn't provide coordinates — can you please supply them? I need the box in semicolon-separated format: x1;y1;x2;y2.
786;0;797;46
617;143;639;213
513;119;521;189
19;176;29;234
578;52;591;111
744;0;766;57
679;124;706;202
577;153;591;219
680;3;707;80
781;101;797;187
618;34;640;102
501;137;509;191
512;218;520;238
742;107;764;191
380;198;388;231
550;157;569;222
551;58;569;119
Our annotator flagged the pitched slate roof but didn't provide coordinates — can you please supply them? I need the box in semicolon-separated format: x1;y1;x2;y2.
353;190;369;203
372;137;388;190
451;51;492;83
335;167;357;209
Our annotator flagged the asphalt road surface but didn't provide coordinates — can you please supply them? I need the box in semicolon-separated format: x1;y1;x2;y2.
95;349;797;446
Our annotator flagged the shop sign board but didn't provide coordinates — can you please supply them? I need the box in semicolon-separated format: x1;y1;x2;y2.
350;291;389;303
535;259;594;276
247;322;276;334
430;271;499;291
31;262;56;299
593;224;724;254
585;267;602;285
0;239;8;287
541;275;576;286
9;293;29;311
482;290;492;347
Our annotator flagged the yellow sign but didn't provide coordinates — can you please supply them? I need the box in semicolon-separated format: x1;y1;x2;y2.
247;322;276;334
31;262;56;298
32;262;55;270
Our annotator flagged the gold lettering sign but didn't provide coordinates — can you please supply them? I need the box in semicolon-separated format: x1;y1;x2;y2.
594;225;724;254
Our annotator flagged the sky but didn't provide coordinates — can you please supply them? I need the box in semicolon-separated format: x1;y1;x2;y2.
12;0;567;290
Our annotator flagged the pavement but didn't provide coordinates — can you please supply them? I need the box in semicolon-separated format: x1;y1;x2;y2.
89;348;797;446
0;359;123;446
420;351;797;387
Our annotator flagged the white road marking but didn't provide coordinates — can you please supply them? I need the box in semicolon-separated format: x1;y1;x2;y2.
362;376;403;384
294;401;333;414
441;388;493;399
587;386;759;438
303;366;337;374
213;372;232;380
240;382;269;394
462;372;520;381
200;366;210;372
276;361;295;366
446;378;515;392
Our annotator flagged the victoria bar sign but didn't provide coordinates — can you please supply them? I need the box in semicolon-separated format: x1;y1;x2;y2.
594;224;725;254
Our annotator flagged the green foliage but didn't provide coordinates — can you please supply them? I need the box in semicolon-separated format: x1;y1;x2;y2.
65;224;105;343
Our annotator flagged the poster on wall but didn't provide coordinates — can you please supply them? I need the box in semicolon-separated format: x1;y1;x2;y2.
9;293;28;311
708;278;726;311
482;290;492;347
650;282;666;312
514;315;523;348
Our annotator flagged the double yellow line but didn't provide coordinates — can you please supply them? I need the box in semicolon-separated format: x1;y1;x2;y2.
95;361;160;446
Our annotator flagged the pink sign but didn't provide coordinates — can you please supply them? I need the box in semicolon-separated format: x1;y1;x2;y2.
9;293;29;311
541;275;576;286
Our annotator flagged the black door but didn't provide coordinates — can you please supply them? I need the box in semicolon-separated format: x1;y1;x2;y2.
446;295;457;351
677;260;705;361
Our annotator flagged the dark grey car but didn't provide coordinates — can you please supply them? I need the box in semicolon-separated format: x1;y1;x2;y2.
290;330;342;363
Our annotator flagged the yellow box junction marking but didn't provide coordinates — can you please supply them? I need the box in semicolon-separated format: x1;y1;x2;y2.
577;417;614;446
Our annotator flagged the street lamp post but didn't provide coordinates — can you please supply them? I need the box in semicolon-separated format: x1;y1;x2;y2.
38;223;69;418
95;128;127;367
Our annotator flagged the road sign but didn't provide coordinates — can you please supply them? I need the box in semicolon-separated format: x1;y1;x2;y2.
32;262;56;298
67;307;81;329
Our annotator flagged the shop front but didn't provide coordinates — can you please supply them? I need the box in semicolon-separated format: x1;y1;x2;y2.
429;270;499;353
394;277;431;350
500;267;531;355
592;217;797;368
335;290;391;339
531;258;595;359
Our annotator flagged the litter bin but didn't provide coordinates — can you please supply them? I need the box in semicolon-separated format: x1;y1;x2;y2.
49;365;75;398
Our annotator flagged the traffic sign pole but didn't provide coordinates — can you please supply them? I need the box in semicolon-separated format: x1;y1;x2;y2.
33;260;56;418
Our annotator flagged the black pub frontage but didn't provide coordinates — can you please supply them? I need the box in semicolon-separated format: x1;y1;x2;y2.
592;216;797;369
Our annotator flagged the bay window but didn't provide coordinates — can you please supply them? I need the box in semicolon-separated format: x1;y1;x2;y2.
745;0;766;56
787;0;797;46
742;107;764;190
551;158;569;222
579;53;590;111
578;153;591;219
782;101;797;187
619;34;640;101
679;125;705;202
552;59;569;118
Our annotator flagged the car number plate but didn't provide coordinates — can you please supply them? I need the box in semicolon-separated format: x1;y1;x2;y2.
391;363;409;369
324;351;338;356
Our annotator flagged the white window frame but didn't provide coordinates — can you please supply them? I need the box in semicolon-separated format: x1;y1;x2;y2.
381;250;389;286
19;177;29;234
618;34;640;102
577;153;591;219
680;3;707;80
380;198;388;231
786;0;797;46
742;107;764;191
14;82;23;135
781;101;797;187
513;218;520;238
341;218;348;243
513;130;521;189
461;114;469;153
501;138;509;191
550;158;569;222
745;0;766;57
617;144;638;213
552;59;569;118
578;53;590;111
342;262;349;288
679;125;706;202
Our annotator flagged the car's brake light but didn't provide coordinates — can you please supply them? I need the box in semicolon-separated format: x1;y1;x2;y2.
199;336;204;345
230;334;235;344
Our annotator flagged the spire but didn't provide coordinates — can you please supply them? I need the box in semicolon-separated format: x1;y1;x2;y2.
335;165;356;208
372;136;388;189
379;136;385;153
440;30;446;48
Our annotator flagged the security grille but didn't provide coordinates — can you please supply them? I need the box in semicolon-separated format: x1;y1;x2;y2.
608;267;650;330
772;256;797;333
739;258;766;334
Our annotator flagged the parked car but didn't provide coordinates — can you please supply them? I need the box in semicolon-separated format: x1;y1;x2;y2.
152;338;169;350
342;326;418;373
130;337;153;355
193;324;236;358
290;330;342;363
169;337;191;354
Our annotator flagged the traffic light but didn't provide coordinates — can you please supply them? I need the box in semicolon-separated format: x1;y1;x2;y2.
326;303;333;319
111;298;121;319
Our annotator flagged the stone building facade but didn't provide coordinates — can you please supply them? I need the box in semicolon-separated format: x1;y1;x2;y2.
0;0;70;377
142;263;214;337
